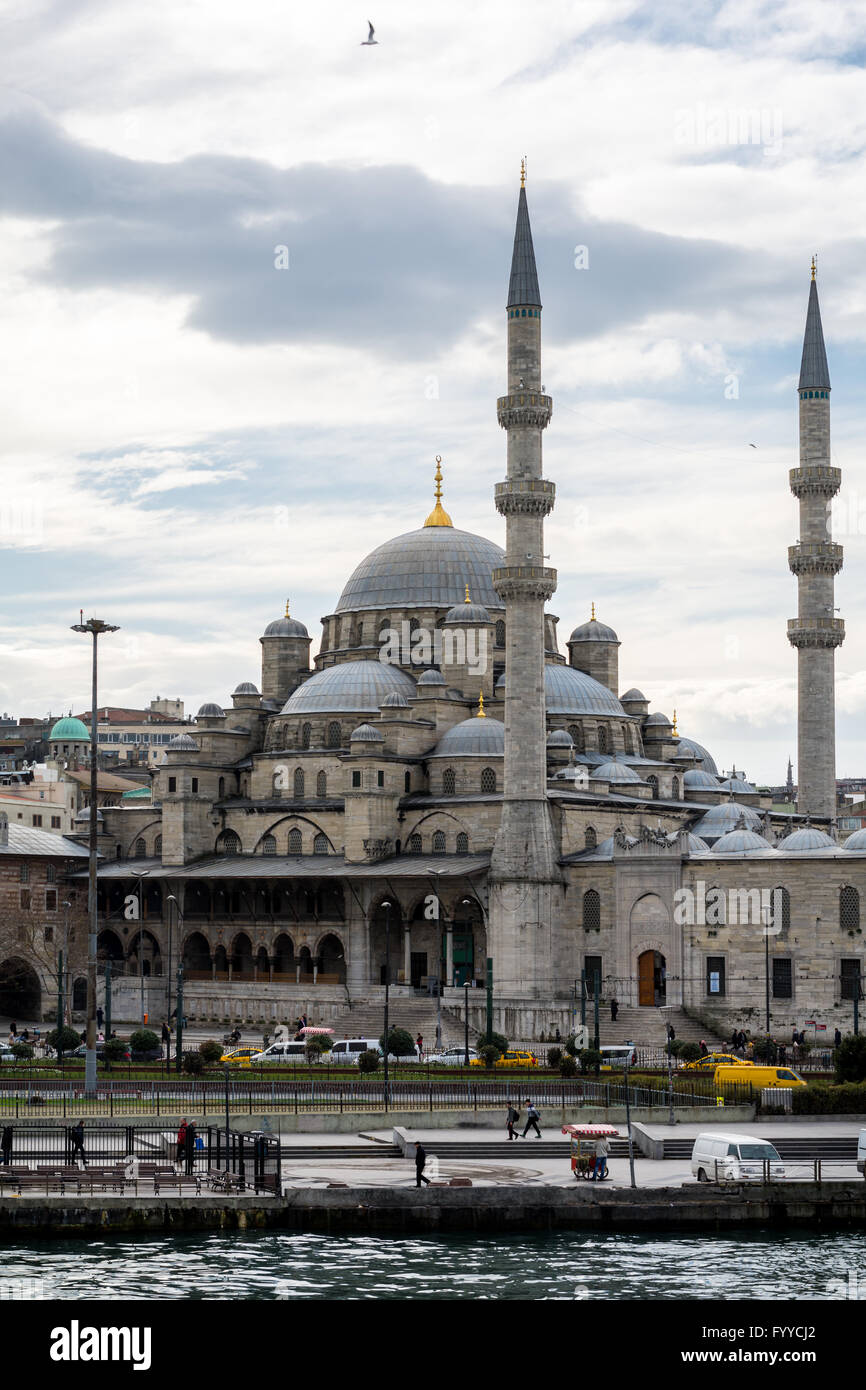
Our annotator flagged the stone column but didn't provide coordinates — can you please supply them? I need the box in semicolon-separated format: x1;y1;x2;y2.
445;925;454;986
403;924;412;985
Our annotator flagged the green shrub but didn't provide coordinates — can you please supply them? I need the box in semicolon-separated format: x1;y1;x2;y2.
198;1040;223;1065
678;1042;701;1063
547;1047;563;1069
835;1035;866;1084
379;1027;415;1058
479;1045;500;1069
129;1029;160;1056
11;1043;33;1060
578;1048;601;1075
752;1035;778;1064
182;1051;205;1075
47;1026;80;1057
102;1038;127;1062
357;1049;380;1073
791;1082;866;1115
559;1053;577;1078
488;1031;508;1056
667;1038;684;1057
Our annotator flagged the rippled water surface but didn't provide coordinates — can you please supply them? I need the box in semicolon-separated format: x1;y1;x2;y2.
6;1230;866;1299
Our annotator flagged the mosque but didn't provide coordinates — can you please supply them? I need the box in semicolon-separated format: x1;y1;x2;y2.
62;171;863;1040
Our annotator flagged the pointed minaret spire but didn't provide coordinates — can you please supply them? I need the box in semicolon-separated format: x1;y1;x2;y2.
507;163;541;310
798;258;831;391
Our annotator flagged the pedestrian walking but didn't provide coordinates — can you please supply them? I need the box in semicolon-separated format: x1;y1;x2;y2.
506;1102;520;1141
161;1021;171;1057
1;1126;12;1165
416;1033;423;1060
610;998;619;1023
699;1039;708;1057
69;1120;86;1167
666;1023;676;1043
176;1118;188;1166
96;1006;104;1031
592;1136;610;1180
414;1142;431;1187
522;1099;542;1139
835;1027;842;1049
184;1120;197;1175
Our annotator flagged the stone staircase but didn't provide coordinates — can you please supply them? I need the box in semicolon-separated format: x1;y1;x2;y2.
589;1005;727;1051
326;996;470;1050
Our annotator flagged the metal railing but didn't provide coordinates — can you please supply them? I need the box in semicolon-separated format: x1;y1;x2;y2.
709;1158;862;1184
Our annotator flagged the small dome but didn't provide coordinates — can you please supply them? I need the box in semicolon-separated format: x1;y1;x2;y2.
644;711;672;727
74;806;103;822
281;660;417;714
674;736;719;776
380;690;409;709
569;618;619;643
50;717;90;742
712;828;775;855
620;688;647;702
443;600;491;625
233;682;260;696
684;832;710;853
844;829;866;852
196;703;225;719
167;733;200;751
263;614;309;638
691;802;762;841
683;768;720;790
594;758;642;784
428;716;505;759
349;723;384;742
495;673;506;691
781;826;835;852
547;730;574;748
417;668;446;687
545;665;625;716
719;776;756;795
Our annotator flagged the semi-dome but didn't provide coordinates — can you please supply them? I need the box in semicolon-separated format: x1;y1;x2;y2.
673;736;718;776
444;599;491;625
167;733;200;751
712;828;775;856
349;723;384;742
196;703;225;718
683;768;720;790
844;829;866;852
569;617;618;643
547;730;574;747
233;682;260;695
594;758;642;784
684;832;710;853
428;716;505;759
495;673;506;692
50;717;90;742
691;803;762;840
380;690;409;708
544;664;625;716
416;668;446;687
281;660;417;715
335;526;505;614
780;826;835;852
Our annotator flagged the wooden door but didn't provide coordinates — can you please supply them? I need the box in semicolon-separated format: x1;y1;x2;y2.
638;950;655;1006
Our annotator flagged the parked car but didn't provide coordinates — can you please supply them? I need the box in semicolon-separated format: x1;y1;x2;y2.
220;1046;264;1068
329;1039;384;1063
471;1049;538;1069
692;1131;785;1182
682;1052;754;1071
426;1047;479;1066
249;1042;310;1064
0;1044;17;1064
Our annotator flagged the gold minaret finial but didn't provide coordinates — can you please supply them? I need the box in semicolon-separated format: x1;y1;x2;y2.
591;601;596;621
520;156;526;189
285;598;290;618
811;254;817;282
477;691;486;718
672;708;678;736
423;455;453;528
465;584;471;603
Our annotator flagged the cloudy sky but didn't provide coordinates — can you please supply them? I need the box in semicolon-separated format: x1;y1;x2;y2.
1;0;865;784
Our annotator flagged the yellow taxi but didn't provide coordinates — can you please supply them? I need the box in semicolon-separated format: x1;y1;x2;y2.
682;1052;754;1071
471;1049;538;1069
219;1047;261;1068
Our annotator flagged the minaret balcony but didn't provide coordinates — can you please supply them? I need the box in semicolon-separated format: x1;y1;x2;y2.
494;479;556;517
789;466;841;499
496;393;552;430
788;541;844;576
493;565;557;601
787;617;845;649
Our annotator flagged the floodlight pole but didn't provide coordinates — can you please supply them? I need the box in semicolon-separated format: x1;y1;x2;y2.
71;615;119;1096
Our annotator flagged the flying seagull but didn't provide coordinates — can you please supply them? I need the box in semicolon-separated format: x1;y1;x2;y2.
749;443;758;448
361;20;377;44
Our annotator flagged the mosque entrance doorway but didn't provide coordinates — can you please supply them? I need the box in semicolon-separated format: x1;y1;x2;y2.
638;950;666;1006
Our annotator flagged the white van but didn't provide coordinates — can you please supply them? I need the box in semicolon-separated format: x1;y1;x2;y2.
599;1043;637;1070
691;1131;785;1183
250;1041;308;1064
329;1039;383;1064
857;1128;866;1178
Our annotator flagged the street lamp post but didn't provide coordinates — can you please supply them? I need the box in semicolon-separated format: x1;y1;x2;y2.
166;895;184;1061
71;614;119;1096
381;901;392;1099
131;869;150;1027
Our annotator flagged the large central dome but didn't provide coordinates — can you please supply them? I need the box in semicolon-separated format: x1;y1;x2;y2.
335;525;506;614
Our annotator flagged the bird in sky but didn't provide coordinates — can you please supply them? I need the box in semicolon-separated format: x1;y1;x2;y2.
749;443;758;448
361;21;377;44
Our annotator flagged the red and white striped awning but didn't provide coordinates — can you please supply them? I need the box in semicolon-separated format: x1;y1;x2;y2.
561;1124;620;1138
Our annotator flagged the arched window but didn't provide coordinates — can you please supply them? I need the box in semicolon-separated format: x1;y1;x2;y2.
313;832;329;855
317;770;327;798
218;777;225;799
261;834;276;856
840;885;860;933
583;889;601;932
495;620;505;647
217;829;242;855
293;768;304;799
442;768;456;796
327;721;342;749
585;827;597;850
647;775;658;799
301;722;312;750
288;828;302;855
773;886;791;938
456;832;469;855
598;726;608;754
154;834;162;856
671;775;680;800
568;723;584;753
623;727;633;755
480;767;497;794
432;830;446;854
404;771;411;794
272;770;283;796
134;837;146;858
407;832;422;854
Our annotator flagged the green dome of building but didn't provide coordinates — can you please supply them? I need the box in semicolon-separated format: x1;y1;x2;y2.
49;717;91;742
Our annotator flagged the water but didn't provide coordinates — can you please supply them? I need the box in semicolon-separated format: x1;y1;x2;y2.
4;1230;865;1299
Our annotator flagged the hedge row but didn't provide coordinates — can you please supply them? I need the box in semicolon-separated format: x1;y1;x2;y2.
791;1082;866;1114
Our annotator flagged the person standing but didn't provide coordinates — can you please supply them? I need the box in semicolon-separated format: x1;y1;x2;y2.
835;1027;842;1049
414;1142;431;1187
1;1126;12;1165
506;1102;520;1141
69;1120;86;1167
522;1099;542;1139
161;1021;171;1058
699;1039;708;1057
184;1120;197;1175
96;1006;104;1031
176;1118;188;1167
592;1136;610;1180
610;998;619;1023
416;1033;424;1061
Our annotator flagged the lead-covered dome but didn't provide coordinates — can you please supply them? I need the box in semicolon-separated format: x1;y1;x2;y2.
712;828;775;855
673;736;718;776
335;526;505;613
281;660;417;714
569;617;618;643
683;768;719;790
444;599;491;625
544;665;625;716
780;826;835;852
428;716;505;759
594;758;642;784
844;829;866;851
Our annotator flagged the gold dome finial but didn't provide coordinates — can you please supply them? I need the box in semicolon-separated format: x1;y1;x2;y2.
520;156;526;189
477;691;486;718
465;584;471;603
285;598;290;618
423;455;453;527
672;708;678;736
591;601;596;621
811;255;817;282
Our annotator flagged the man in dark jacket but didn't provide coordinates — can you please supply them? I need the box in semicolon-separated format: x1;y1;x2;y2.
415;1142;431;1187
70;1120;86;1167
184;1120;197;1175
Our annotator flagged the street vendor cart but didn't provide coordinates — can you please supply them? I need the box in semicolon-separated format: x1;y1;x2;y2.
562;1123;620;1181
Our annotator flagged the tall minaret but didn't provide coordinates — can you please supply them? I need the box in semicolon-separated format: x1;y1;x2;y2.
788;259;844;821
488;162;563;1008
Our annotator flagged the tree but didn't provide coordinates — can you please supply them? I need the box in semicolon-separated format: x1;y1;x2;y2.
678;1042;701;1063
752;1036;778;1064
47;1026;80;1059
835;1034;866;1084
380;1027;415;1058
479;1044;500;1069
578;1048;601;1075
198;1040;223;1065
129;1028;160;1058
559;1053;577;1078
182;1051;205;1075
